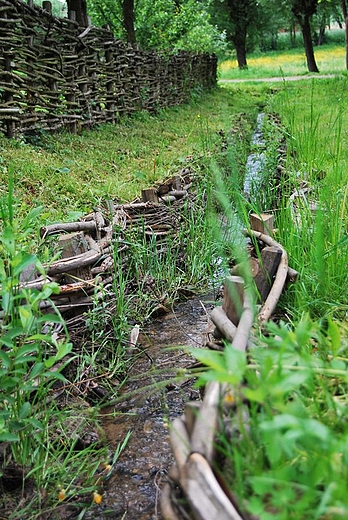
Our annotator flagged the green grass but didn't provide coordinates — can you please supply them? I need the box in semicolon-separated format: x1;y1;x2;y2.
0;87;267;230
219;44;346;80
267;77;348;319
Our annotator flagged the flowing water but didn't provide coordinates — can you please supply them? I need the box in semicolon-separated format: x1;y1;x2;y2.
243;112;267;205
87;294;216;519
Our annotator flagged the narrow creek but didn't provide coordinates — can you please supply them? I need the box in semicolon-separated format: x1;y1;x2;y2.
88;293;216;519
86;112;272;519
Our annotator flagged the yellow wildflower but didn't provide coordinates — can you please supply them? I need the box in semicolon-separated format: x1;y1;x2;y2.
58;489;66;501
93;491;103;505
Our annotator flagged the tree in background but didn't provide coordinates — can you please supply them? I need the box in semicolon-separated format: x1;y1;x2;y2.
88;0;227;54
45;0;346;69
210;0;259;68
290;0;319;71
341;0;348;68
122;0;136;44
67;0;88;26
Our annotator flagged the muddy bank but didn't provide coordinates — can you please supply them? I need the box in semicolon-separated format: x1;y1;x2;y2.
86;294;216;519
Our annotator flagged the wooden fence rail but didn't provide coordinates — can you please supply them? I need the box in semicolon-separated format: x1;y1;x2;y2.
0;0;217;137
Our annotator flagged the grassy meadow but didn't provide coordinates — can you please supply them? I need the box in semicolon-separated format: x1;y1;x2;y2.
219;43;346;80
0;40;348;519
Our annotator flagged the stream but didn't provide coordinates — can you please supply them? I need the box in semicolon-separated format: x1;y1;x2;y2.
87;293;216;519
86;112;270;519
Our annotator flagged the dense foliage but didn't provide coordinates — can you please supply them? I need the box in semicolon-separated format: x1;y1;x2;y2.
42;0;347;70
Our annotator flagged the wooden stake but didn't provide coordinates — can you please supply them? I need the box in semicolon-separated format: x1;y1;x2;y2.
250;213;274;235
254;245;282;302
184;452;245;520
222;276;244;326
141;188;159;203
190;382;220;463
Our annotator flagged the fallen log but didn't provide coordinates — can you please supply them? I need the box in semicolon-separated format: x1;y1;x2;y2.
210;306;237;344
190;381;220;463
160;482;182;520
45;236;101;276
170;416;191;471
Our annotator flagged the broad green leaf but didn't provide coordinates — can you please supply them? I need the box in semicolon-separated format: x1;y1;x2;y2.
37;314;64;324
13;252;36;277
41;370;67;382
0;432;19;442
27;417;43;430
19;305;34;330
224;344;246;383
189;348;226;372
1;291;12;315
327;318;341;355
0;327;25;348
15;343;39;359
0;376;20;391
56;341;73;360
242;386;267;403
28;362;44;380
0;259;6;279
14;355;37;365
0;349;11;368
1;226;15;255
27;333;53;342
8;419;25;432
18;402;31;419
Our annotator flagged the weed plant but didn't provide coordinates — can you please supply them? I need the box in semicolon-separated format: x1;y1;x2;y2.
191;315;348;519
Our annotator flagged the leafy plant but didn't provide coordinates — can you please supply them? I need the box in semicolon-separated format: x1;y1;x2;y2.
0;172;73;460
191;315;348;519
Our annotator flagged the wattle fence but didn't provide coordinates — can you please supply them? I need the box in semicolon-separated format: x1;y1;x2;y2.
0;0;217;138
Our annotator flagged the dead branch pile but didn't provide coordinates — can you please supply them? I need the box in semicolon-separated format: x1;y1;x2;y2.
20;168;195;329
0;0;217;138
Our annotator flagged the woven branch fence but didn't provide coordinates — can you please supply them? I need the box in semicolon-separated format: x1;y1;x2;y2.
0;0;217;137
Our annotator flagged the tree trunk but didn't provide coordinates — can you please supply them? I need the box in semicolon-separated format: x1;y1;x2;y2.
317;23;325;45
301;14;319;72
67;0;88;27
235;43;248;69
123;0;136;45
341;0;348;69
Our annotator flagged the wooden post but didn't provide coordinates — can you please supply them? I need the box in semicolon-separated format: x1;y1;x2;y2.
250;213;274;235
42;1;52;13
105;46;116;122
254;245;282;302
142;188;159;203
4;52;15;138
222;276;244;326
